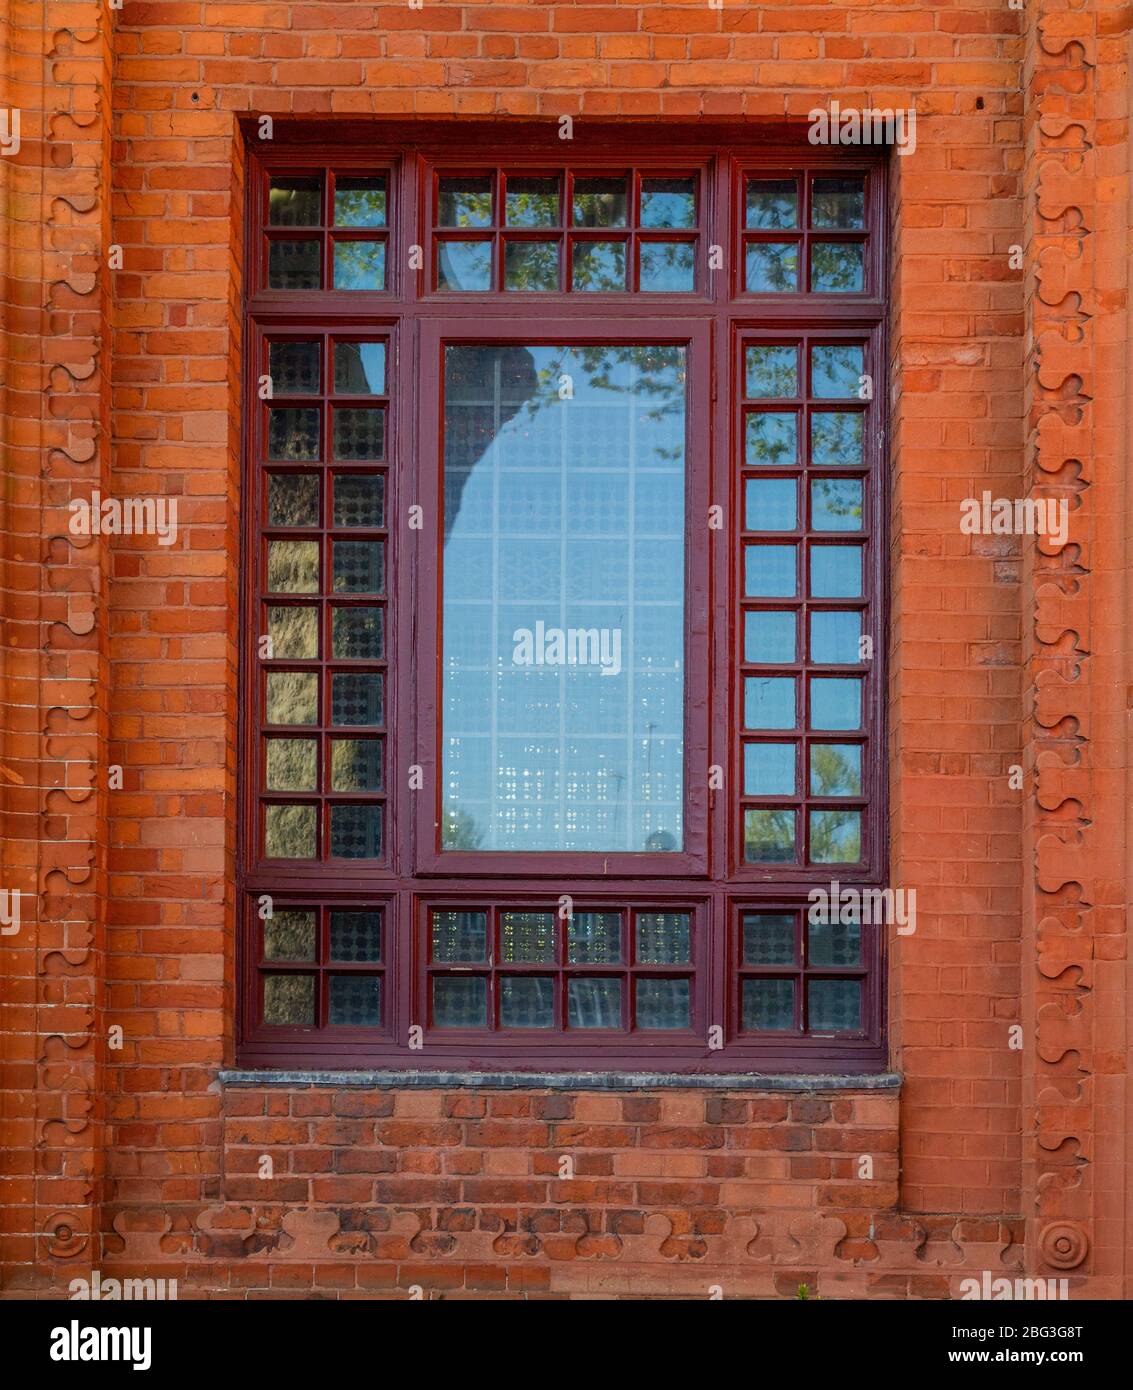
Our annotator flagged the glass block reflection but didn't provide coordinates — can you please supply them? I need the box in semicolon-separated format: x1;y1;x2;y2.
266;672;317;725
329;974;381;1025
333;407;385;460
267;540;319;594
743;742;795;797
438;241;492;291
439;177;493;227
432;975;486;1027
640;242;695;292
268;408;320;461
745;179;797;229
333;474;385;528
332;541;384;594
811;242;864;293
331;672;383;726
267;605;318;660
333;240;386;290
811;177;865;229
743;808;796;863
745;347;798;399
811;345;864;397
744;611;796;664
264;803;316;859
334;177;387;227
268;474;319;528
332;606;383;659
742;977;795;1031
504;240;559;291
640;178;696;229
809;809;861;863
635;913;690;965
505;177;560;227
567;912;622;964
501;912;556;963
265;738;316;792
329;803;382;859
264;909;316;962
500;976;555;1028
746;241;798;293
810;744;862;797
572;178;627;227
269;178;321;227
431;910;487;963
568;977;622;1029
572;241;626;291
743;912;796;965
811;411;863;466
269;341;320;394
635;978;689;1029
330;738;383;792
330;910;382;962
334;342;386;395
808;978;861;1032
264;973;315;1025
268;239;321;290
745;412;797;466
808;917;861;968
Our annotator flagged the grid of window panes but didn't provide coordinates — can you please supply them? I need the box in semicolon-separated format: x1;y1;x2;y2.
739;334;871;869
742;170;869;295
431;169;700;293
426;906;695;1031
265;171;391;291
258;903;385;1029
737;905;866;1034
259;332;389;863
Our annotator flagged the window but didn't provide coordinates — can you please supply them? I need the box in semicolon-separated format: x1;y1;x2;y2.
241;132;887;1071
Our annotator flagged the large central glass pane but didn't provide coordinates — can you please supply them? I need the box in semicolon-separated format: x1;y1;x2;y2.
442;343;686;852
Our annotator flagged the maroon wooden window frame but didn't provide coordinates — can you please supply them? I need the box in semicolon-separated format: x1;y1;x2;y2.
239;123;889;1073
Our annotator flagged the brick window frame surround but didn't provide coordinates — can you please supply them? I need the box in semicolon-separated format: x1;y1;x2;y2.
239;127;889;1073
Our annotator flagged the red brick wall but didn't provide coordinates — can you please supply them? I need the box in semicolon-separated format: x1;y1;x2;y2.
2;0;1129;1299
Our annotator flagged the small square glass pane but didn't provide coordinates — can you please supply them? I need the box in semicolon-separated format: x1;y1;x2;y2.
334;177;387;227
745;544;797;598
432;910;487;963
267;540;319;593
808;917;861;967
267;604;318;661
810;677;862;730
742;977;795;1030
745;179;797;229
333;541;384;594
333;474;385;528
808;978;862;1032
269;177;321;227
745;242;798;292
745;347;798;399
809;809;862;863
810;611;862;665
811;411;864;467
504;240;560;291
640;241;695;291
335;239;386;290
568;977;623;1029
636;978;690;1030
743;808;796;862
811;177;865;229
568;912;622;964
268;239;321;290
263;973;315;1025
572;178;627;227
571;240;626;291
810;546;862;598
743;742;795;796
334;342;386;395
744;676;795;729
437;240;492;291
744;610;796;663
268;408;320;461
500;976;555;1028
331;671;383;726
505;177;560;227
811;242;864;293
269;341;320;395
330;910;382;961
438;176;493;227
432;975;486;1027
500;912;556;963
330;803;382;859
333;407;385;460
811;478;863;530
264;909;316;962
330;737;383;792
810;744;862;797
811;345;864;397
332;606;383;659
745;412;798;466
635;912;690;965
742;911;795;965
641;177;696;228
265;671;317;725
267;474;319;528
745;478;796;531
328;974;381;1025
265;738;317;792
264;804;316;859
